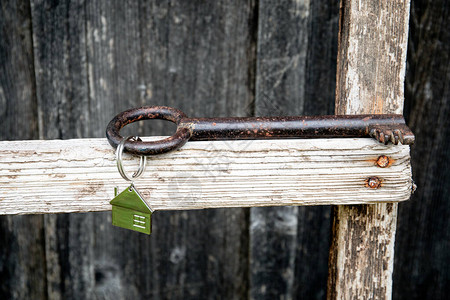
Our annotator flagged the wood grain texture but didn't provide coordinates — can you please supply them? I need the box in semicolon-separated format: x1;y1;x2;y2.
251;1;339;298
250;1;309;299
335;0;410;116
9;1;257;298
30;1;95;299
297;2;340;298
86;1;255;299
86;3;156;298
328;0;411;299
16;1;257;298
0;1;46;300
0;137;412;215
304;0;339;116
394;0;450;298
3;0;447;299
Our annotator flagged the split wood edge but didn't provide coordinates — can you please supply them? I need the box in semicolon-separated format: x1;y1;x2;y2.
0;137;413;215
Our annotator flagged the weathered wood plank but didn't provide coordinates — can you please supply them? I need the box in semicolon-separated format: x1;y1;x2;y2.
305;0;339;116
327;0;411;299
2;0;447;299
0;137;412;215
394;0;450;298
250;1;310;298
251;0;341;298
295;1;340;298
86;1;255;299
84;2;161;299
0;1;46;299
334;1;410;116
0;2;38;141
24;1;256;298
30;1;94;299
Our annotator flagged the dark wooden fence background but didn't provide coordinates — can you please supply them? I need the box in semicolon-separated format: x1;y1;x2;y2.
0;0;448;299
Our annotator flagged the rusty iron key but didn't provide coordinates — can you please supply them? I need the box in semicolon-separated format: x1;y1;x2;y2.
106;106;415;156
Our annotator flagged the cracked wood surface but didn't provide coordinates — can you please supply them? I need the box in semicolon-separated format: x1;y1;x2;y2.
328;0;412;299
0;138;412;215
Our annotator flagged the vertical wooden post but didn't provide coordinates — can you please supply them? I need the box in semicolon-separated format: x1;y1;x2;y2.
327;0;411;299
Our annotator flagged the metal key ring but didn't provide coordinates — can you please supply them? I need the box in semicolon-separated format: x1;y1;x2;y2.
116;136;147;181
106;106;192;156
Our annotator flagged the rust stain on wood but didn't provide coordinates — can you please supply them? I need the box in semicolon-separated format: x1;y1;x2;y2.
376;155;392;168
372;95;385;114
77;182;105;198
365;177;382;189
366;155;395;168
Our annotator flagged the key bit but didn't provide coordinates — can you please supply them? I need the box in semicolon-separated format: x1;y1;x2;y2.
369;123;414;145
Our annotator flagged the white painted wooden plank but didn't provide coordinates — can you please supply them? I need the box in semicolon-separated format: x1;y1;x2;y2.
0;137;412;215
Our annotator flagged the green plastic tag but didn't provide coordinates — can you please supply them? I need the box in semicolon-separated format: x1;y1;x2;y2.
110;184;152;235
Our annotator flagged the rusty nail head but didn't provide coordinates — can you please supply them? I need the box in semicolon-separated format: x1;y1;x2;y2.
366;177;382;189
376;155;390;168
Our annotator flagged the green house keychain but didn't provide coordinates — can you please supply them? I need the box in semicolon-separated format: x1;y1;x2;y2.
110;184;153;234
111;135;152;234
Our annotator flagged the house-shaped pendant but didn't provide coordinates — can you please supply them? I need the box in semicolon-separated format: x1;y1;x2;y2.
110;184;153;235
